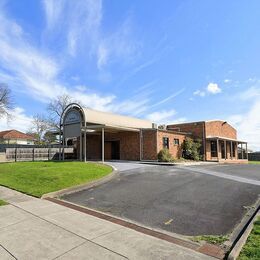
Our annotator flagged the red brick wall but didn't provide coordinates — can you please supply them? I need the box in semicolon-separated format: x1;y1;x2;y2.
102;131;140;161
157;130;186;159
142;129;157;160
205;121;237;139
167;122;204;140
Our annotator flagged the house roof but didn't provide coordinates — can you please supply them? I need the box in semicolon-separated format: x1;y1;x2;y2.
0;130;34;140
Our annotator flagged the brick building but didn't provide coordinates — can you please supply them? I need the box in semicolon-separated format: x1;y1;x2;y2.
60;103;247;163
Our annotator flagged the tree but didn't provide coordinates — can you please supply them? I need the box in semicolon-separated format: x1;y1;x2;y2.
28;114;50;144
0;83;13;119
47;94;75;131
43;131;58;144
182;137;202;161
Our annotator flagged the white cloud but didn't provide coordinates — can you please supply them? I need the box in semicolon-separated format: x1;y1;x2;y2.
0;8;115;110
97;43;109;69
228;84;260;151
0;107;33;133
146;109;186;125
146;110;176;123
150;88;185;108
96;17;140;70
224;79;231;83
193;90;206;97
207;82;221;94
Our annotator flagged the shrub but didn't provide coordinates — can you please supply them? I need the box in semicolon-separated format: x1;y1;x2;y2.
158;148;173;162
182;138;202;161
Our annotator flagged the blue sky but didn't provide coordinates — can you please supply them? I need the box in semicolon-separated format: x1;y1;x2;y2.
0;0;260;150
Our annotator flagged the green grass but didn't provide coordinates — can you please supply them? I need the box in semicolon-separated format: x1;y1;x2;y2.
0;161;112;197
238;217;260;260
191;235;228;245
249;161;260;165
0;199;8;206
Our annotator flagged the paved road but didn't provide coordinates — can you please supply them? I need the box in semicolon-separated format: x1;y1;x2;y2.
63;163;260;236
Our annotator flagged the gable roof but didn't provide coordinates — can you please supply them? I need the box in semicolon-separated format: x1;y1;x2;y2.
0;130;34;140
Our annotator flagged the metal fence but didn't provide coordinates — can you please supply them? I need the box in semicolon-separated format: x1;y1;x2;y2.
5;147;74;162
248;152;260;161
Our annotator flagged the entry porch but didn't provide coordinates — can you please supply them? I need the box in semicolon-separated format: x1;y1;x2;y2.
206;136;248;163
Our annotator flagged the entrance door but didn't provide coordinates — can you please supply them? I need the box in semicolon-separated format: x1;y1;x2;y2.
105;141;120;160
111;141;120;160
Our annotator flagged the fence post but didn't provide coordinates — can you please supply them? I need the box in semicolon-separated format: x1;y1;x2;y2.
48;148;50;161
32;148;34;162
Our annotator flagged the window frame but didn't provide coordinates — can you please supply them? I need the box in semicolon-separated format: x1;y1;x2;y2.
163;137;169;149
174;138;180;146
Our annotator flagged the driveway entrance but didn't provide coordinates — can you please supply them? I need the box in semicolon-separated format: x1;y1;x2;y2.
62;163;260;236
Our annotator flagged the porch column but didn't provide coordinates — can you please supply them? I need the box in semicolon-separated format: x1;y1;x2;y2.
102;127;105;163
62;137;65;160
241;143;244;159
217;138;220;161
231;141;233;160
84;125;87;162
224;140;227;160
79;132;82;161
246;143;248;160
59;126;62;161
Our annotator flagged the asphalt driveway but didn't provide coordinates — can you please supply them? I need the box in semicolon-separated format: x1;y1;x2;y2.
62;163;260;236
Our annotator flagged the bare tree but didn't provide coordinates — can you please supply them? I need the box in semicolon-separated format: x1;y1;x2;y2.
28;114;50;144
47;94;77;131
0;83;13;119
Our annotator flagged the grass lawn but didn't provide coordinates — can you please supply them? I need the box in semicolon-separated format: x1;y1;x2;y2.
249;161;260;165
0;199;8;206
191;235;228;245
238;217;260;260
0;161;112;197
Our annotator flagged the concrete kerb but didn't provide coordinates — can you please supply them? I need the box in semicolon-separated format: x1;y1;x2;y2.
226;197;260;259
41;162;118;199
140;161;219;166
227;210;260;260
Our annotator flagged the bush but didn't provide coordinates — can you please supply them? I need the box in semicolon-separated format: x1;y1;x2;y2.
158;148;173;162
182;138;202;161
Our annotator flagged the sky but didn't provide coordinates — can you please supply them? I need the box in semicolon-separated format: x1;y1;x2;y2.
0;0;260;150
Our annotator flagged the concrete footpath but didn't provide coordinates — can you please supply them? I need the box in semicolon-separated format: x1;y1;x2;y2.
0;186;214;260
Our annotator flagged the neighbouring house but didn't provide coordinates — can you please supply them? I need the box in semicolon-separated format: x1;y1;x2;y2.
0;130;35;145
59;103;248;163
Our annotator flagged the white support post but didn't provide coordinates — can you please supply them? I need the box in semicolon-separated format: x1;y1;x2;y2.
102;128;105;163
62;138;65;161
84;125;87;162
241;143;244;159
79;132;82;161
59;127;62;161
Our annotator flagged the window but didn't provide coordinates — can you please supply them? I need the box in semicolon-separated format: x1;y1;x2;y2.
210;141;218;157
174;138;179;146
163;137;169;149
